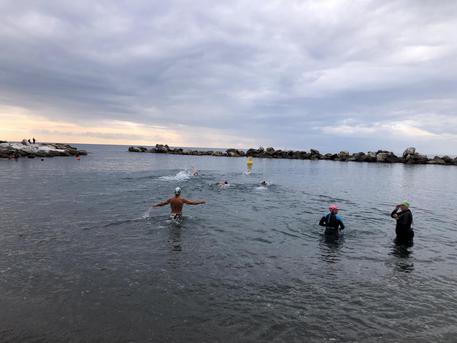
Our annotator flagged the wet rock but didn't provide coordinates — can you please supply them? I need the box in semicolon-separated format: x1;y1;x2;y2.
128;146;141;152
337;151;350;161
265;147;275;155
0;141;88;159
153;144;170;153
403;147;416;158
350;152;366;162
309;149;321;160
428;156;446;165
226;148;244;157
364;151;377;162
442;155;453;164
405;153;429;164
376;151;399;163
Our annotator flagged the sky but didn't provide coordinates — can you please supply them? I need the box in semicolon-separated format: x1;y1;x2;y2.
1;0;457;154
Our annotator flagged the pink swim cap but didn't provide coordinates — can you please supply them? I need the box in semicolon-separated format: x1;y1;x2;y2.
329;204;338;211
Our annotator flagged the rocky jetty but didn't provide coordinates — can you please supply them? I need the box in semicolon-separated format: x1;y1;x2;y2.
128;144;456;166
0;141;88;159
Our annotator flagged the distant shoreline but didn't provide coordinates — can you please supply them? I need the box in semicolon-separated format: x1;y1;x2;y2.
128;144;457;166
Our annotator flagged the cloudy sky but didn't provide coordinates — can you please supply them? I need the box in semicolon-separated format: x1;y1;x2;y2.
1;0;457;153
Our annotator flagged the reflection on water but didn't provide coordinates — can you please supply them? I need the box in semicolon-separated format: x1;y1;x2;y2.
168;227;182;252
390;240;414;273
319;234;344;264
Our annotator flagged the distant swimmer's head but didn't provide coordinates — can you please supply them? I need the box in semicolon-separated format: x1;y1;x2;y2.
260;181;268;186
174;187;181;196
328;204;338;213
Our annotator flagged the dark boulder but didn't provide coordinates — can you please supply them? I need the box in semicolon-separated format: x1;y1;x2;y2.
337;151;350;161
442;155;453;164
405;153;429;164
265;147;275;155
376;151;399;163
428;156;446;165
403;147;416;158
246;148;257;157
350;152;366;162
154;144;170;153
226;148;244;157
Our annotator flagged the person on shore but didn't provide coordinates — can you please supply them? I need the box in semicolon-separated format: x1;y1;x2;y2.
32;137;36;144
28;139;31;144
391;201;414;243
153;187;206;219
319;204;345;237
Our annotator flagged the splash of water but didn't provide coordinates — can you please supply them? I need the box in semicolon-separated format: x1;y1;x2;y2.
159;170;191;181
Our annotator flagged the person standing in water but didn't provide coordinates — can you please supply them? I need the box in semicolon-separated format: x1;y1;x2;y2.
391;201;414;243
153;187;206;219
319;204;345;237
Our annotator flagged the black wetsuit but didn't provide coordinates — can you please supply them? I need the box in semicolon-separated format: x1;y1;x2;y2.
391;208;414;241
319;213;345;235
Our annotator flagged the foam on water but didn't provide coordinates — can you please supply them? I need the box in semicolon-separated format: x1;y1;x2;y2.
159;170;192;181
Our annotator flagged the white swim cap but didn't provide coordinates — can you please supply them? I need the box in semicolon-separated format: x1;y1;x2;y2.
175;187;181;195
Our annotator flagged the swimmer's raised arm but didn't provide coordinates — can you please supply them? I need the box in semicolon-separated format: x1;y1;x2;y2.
182;198;206;205
153;198;171;207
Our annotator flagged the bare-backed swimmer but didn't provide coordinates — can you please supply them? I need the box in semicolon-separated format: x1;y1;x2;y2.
153;187;206;219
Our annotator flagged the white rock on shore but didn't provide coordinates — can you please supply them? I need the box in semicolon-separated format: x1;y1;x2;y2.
0;141;87;158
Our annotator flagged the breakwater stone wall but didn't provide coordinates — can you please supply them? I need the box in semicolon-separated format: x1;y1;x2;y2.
0;141;88;159
128;144;457;166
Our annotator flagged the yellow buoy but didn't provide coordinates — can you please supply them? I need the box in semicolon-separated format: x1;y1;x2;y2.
246;156;253;173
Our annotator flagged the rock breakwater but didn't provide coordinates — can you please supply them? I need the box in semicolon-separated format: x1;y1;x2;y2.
0;141;88;159
128;144;457;166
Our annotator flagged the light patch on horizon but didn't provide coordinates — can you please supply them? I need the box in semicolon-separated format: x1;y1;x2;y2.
0;105;254;148
321;121;437;138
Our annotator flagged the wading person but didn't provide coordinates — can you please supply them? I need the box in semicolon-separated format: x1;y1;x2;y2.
319;204;345;237
391;201;414;243
153;187;206;219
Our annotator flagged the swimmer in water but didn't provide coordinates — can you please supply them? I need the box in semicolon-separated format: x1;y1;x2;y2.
218;180;230;188
260;180;268;186
391;200;414;243
319;204;345;237
191;166;199;176
153;187;206;219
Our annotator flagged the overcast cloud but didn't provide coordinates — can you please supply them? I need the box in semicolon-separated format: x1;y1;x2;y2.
1;0;457;153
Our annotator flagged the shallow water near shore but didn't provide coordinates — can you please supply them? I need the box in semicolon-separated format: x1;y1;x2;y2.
1;144;456;342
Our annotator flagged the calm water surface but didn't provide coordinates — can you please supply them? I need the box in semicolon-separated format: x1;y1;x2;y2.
0;144;456;342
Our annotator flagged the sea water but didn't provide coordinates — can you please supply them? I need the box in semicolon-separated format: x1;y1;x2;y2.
0;144;456;342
